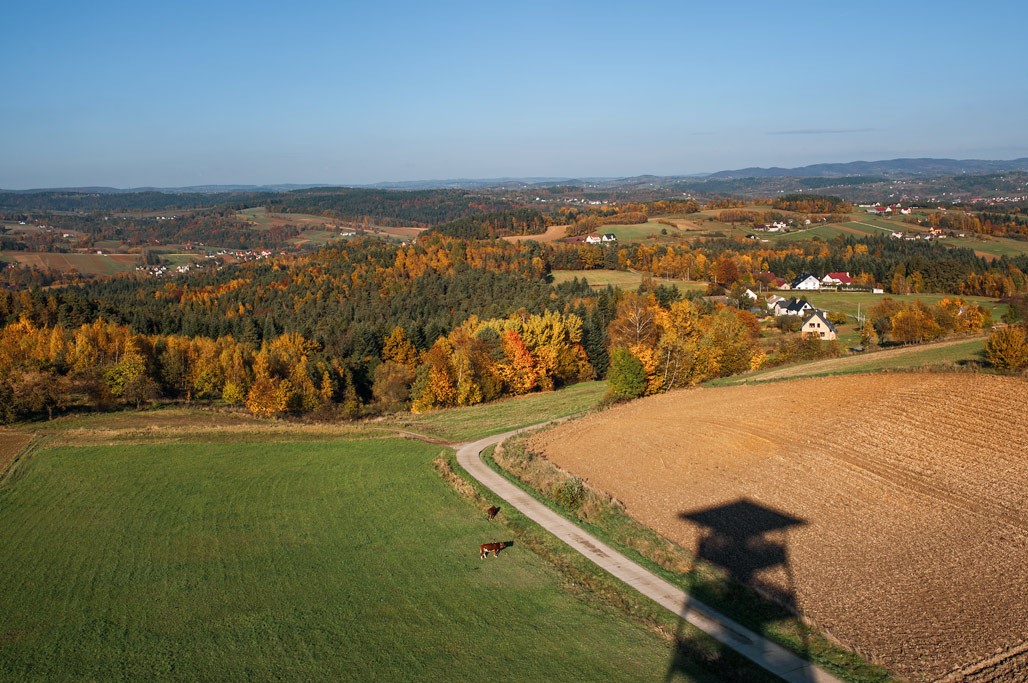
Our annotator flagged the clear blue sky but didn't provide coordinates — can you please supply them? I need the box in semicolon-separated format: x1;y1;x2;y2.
3;0;1026;189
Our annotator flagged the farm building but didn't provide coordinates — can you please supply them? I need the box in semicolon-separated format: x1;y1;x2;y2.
801;311;838;340
585;234;618;244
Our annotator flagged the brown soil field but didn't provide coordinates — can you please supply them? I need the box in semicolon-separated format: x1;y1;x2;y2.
527;373;1028;681
0;431;33;476
502;224;569;243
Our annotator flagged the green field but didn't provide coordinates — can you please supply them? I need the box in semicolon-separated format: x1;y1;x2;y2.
710;337;987;386
551;269;707;294
287;229;355;247
0;251;140;276
798;291;1005;321
947;234;1028;259
772;224;860;242
0;436;685;682
600;221;679;241
237;207;330;230
391;381;608;443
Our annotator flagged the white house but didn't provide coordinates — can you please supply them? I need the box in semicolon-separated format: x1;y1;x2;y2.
773;297;815;317
801;311;838;340
790;273;821;290
821;272;854;286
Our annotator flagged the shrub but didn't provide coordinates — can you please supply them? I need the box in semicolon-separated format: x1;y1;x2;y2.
552;478;586;512
984;325;1028;371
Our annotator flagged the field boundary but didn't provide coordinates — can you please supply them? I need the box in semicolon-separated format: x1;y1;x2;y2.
0;434;45;491
456;428;846;683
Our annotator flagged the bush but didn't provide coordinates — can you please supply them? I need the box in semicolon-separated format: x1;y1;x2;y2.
552;478;586;512
984;325;1028;371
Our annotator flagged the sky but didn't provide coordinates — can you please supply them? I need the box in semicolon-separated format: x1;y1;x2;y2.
2;0;1027;189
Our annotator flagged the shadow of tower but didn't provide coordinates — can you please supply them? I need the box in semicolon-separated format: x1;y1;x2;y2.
664;498;811;682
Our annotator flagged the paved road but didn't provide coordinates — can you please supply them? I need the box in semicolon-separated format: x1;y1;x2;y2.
456;428;844;683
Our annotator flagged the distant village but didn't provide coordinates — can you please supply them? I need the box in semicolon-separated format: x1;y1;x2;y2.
136;249;275;278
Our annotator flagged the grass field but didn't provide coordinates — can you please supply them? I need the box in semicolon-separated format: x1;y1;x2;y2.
600;221;680;242
798;291;1005;321
551;269;707;294
711;336;986;386
237;207;330;230
772;224;863;242
0;436;686;682
0;252;140;275
947;234;1028;259
286;229;354;248
389;381;608;443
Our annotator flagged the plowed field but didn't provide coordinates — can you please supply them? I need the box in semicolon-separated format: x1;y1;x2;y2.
527;373;1028;682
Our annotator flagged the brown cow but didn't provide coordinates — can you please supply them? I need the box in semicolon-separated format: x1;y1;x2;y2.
486;505;501;520
479;541;509;559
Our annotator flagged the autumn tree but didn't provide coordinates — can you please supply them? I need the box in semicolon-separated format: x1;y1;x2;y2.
890;305;942;344
607;292;660;349
984;325;1028;371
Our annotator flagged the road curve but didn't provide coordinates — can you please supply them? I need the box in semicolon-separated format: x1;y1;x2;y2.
456;427;844;683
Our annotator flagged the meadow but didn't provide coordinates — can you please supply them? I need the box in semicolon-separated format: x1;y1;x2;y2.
0;434;686;682
711;336;987;386
236;206;330;229
551;269;707;294
599;221;682;242
798;290;1005;321
0;252;140;275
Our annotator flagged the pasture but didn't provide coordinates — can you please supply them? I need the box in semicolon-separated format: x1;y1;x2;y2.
599;221;681;242
390;380;608;442
528;373;1028;681
236;207;330;230
712;336;987;385
948;234;1028;259
0;434;684;682
770;224;864;242
0;251;140;275
551;269;706;294
797;290;1005;321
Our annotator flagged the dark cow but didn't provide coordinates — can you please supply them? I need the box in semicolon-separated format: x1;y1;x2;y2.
479;541;509;559
486;505;501;520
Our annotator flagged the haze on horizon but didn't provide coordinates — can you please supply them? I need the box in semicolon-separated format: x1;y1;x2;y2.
3;0;1026;190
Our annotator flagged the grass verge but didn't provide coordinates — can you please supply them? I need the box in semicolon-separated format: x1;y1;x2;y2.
386;381;607;443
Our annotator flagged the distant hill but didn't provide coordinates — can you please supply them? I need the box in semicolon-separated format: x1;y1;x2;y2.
706;158;1028;179
0;184;329;195
5;158;1028;196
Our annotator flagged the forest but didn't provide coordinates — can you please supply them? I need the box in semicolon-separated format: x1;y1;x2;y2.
0;231;776;421
4;182;1028;423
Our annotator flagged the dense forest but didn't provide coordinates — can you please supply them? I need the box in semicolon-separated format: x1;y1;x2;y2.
0;187;522;226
